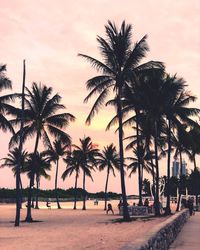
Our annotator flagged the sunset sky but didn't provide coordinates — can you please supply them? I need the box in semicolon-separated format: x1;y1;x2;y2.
0;0;199;194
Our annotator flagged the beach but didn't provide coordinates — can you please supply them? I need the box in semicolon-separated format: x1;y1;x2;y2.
0;201;171;250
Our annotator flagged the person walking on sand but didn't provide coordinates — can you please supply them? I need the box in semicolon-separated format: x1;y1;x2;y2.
118;199;122;213
107;203;114;214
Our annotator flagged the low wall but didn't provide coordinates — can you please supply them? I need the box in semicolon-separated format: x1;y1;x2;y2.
122;209;189;250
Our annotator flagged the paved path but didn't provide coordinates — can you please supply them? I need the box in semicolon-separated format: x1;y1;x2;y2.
170;212;200;250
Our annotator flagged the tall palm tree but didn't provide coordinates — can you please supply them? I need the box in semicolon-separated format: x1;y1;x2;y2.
97;144;120;210
47;140;69;209
73;137;99;210
10;82;75;222
15;60;26;226
159;75;199;214
79;21;163;221
25;151;51;209
62;150;82;209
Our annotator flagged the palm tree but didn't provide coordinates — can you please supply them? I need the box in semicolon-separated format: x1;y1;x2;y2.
160;74;199;215
73;137;99;210
97;144;120;210
15;60;26;226
0;64;15;134
172;126;191;211
189;168;200;207
188;127;200;170
123;71;198;216
1;147;28;189
79;21;163;221
62;150;82;209
127;146;152;204
10;82;75;222
25;151;51;209
0;63;21;225
47;140;69;209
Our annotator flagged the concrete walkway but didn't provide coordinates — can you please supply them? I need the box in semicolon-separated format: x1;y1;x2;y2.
170;212;200;250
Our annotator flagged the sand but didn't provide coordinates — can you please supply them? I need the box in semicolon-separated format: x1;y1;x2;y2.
0;200;171;250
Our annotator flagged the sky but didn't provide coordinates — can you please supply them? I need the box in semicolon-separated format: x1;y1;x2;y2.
0;0;199;195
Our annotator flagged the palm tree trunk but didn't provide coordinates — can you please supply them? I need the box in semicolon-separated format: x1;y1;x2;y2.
35;176;39;209
165;119;172;215
154;121;160;216
73;171;78;210
193;154;197;170
193;155;198;207
82;170;86;210
135;111;143;206
150;152;156;199
117;88;130;221
176;150;183;211
15;60;26;226
19;176;23;209
104;168;110;210
55;159;61;209
25;131;40;222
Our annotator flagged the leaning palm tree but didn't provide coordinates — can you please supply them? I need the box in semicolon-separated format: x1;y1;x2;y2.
79;21;163;221
25;151;51;209
73;137;99;210
97;144;120;210
62;150;82;209
47;140;69;209
10;82;75;222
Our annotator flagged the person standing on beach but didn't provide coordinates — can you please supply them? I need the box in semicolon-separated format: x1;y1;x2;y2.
118;199;122;213
188;198;194;216
107;203;114;214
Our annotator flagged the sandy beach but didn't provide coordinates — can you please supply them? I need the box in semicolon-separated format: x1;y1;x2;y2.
0;200;172;250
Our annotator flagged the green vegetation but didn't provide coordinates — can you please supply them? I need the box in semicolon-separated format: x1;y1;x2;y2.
0;188;121;201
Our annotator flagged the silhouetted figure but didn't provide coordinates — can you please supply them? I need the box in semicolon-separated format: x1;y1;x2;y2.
144;198;149;207
159;201;163;214
118;199;123;213
46;199;51;209
31;197;35;208
188;198;194;216
107;203;114;214
181;198;187;208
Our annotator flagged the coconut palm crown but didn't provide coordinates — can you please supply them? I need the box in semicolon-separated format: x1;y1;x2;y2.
9;82;75;222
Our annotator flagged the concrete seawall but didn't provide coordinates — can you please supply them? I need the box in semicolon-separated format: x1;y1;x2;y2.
122;209;190;250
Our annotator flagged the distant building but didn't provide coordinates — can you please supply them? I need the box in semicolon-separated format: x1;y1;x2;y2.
182;160;187;175
172;159;179;177
172;159;188;177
